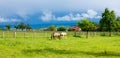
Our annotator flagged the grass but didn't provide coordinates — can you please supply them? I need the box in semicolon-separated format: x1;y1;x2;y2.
0;31;120;58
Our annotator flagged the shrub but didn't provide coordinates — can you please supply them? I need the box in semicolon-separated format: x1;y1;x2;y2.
57;26;66;31
49;25;56;31
68;28;72;31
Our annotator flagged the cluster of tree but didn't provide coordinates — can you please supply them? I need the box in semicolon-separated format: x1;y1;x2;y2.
6;22;32;31
48;25;67;31
77;8;120;38
99;8;120;36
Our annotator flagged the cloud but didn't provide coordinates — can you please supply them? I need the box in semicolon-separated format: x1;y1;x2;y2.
0;17;8;23
0;0;118;23
41;10;55;21
113;8;120;16
17;10;28;19
82;9;101;18
0;17;21;23
40;9;101;21
56;13;82;21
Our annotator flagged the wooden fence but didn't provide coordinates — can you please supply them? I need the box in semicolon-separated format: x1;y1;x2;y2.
0;31;120;38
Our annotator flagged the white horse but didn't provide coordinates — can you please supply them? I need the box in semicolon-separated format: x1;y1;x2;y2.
51;32;61;40
60;32;67;36
51;32;67;40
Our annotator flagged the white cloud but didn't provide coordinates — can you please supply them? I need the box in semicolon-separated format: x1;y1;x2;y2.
113;8;120;16
41;10;55;21
40;10;101;21
40;11;82;21
57;14;77;21
0;17;8;23
82;9;101;19
0;17;20;23
57;15;71;21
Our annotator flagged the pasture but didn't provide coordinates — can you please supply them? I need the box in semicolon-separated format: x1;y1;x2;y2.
0;31;120;58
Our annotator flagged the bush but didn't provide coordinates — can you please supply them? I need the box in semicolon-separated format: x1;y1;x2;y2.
68;28;72;31
57;26;66;31
49;25;56;31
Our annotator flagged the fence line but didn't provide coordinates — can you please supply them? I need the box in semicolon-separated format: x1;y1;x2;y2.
0;31;120;39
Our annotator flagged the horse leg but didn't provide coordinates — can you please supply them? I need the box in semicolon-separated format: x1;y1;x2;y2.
51;35;54;40
58;36;61;40
51;36;53;40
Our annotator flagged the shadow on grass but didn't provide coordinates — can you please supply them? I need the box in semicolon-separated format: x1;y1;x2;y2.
22;48;120;57
73;35;82;38
23;49;42;54
79;51;120;57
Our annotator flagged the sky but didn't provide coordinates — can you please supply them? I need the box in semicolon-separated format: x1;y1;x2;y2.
0;0;119;25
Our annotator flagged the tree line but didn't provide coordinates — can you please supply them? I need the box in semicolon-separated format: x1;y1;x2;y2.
6;22;32;31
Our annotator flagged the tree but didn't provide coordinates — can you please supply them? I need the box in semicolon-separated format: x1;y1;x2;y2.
26;24;32;31
100;8;110;31
57;26;66;31
14;25;19;31
49;25;56;31
78;19;97;38
18;22;25;31
99;8;116;36
6;24;11;31
115;17;120;31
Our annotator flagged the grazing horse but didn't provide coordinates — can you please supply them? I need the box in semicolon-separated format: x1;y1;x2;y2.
60;32;67;36
51;32;61;40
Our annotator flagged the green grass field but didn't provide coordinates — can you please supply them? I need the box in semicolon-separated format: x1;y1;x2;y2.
0;31;120;58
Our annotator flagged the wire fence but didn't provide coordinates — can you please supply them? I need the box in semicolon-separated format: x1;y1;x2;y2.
0;31;120;39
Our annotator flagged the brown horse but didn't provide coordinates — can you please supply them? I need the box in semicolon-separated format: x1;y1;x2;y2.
51;32;61;40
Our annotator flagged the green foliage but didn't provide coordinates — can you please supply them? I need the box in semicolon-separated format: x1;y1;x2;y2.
57;26;66;31
49;25;56;31
115;17;120;31
99;8;116;31
77;19;97;38
26;24;32;31
18;22;25;31
68;28;72;31
6;24;11;30
77;18;97;31
14;25;19;30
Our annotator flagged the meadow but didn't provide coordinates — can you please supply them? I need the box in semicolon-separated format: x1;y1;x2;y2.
0;31;120;58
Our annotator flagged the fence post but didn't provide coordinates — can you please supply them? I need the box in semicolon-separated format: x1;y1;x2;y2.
34;32;36;38
24;32;26;38
14;32;16;38
82;32;84;36
2;32;4;38
45;32;47;38
94;32;96;36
